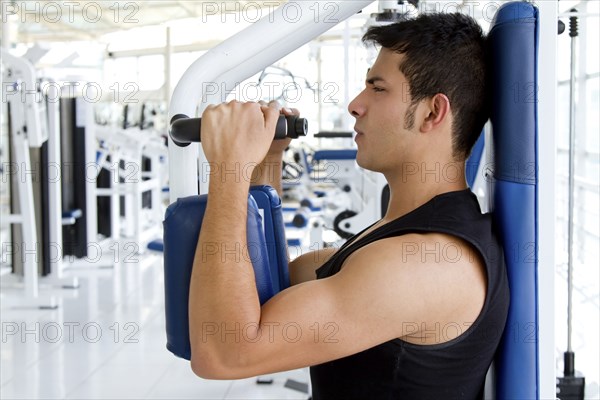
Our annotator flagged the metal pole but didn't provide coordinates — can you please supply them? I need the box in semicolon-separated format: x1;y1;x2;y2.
565;7;578;375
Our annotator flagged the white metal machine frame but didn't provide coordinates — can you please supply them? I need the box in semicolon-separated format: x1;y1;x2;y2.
95;125;167;251
168;0;555;397
1;49;57;308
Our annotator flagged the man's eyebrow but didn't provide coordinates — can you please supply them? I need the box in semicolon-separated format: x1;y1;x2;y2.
366;76;386;85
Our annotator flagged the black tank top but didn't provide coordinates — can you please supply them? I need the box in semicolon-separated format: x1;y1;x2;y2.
310;189;510;400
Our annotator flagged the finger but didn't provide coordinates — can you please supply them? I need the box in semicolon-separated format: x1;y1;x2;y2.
228;99;246;111
260;105;280;129
202;104;217;117
268;100;281;109
280;107;300;116
268;101;280;112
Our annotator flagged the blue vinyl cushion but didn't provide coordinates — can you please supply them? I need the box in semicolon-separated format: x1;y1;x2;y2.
489;2;539;398
147;239;164;252
163;193;273;360
250;186;290;293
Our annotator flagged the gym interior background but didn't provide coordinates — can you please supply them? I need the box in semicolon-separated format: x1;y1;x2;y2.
0;1;598;399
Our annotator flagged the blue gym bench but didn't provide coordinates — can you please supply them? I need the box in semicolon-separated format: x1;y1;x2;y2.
163;2;545;397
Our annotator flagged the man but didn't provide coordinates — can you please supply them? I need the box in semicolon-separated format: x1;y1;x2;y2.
189;12;509;399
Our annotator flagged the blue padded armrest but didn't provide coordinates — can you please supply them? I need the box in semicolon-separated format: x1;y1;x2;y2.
313;149;357;161
489;2;539;398
147;239;164;252
250;185;290;292
163;194;273;360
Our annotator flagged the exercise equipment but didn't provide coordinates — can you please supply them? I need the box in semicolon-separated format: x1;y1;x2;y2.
0;51;84;307
166;1;373;202
163;186;288;360
163;1;557;397
94;124;167;252
55;96;120;271
0;49;53;307
169;114;308;147
59;97;95;259
556;8;586;399
487;2;552;398
283;142;387;242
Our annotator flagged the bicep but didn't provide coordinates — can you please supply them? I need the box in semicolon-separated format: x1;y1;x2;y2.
215;245;422;378
215;275;402;379
203;235;485;379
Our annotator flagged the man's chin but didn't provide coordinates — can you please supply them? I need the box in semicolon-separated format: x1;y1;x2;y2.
355;157;380;173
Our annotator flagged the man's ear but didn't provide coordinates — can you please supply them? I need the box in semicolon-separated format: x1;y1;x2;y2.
420;94;451;133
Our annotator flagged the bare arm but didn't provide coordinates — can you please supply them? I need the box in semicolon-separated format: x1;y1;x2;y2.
192;230;487;379
250;104;335;285
250;154;286;196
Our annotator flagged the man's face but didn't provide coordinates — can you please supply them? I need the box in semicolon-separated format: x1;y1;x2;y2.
348;49;420;174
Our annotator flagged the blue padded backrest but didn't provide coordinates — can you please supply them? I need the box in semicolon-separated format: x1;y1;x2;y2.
163;194;274;360
466;132;485;188
489;2;539;398
250;186;290;292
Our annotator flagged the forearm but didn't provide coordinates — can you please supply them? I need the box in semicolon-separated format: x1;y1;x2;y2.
189;177;261;365
250;155;284;196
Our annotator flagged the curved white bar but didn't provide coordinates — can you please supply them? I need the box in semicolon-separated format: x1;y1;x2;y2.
168;1;374;201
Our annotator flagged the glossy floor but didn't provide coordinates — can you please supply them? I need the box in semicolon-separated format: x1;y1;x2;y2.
1;240;598;399
0;244;310;400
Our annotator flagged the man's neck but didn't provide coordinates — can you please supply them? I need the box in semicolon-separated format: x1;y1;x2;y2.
382;161;468;222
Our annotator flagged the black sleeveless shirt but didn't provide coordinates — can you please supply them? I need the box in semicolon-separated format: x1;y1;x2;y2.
310;190;510;400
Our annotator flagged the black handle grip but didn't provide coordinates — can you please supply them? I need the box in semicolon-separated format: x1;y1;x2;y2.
169;114;308;147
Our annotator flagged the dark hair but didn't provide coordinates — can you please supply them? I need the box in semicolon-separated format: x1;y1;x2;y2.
363;13;489;160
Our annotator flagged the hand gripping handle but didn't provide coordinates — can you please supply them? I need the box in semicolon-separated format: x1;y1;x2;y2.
169;114;308;147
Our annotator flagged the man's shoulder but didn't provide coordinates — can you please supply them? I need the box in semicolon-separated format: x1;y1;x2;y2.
342;232;484;272
335;232;487;341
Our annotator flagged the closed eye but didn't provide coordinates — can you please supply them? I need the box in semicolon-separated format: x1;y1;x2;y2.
366;76;386;92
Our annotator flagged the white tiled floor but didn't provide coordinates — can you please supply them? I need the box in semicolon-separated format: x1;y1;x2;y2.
0;244;310;400
2;239;599;399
